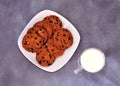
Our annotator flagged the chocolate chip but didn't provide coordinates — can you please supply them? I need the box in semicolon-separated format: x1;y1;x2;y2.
56;19;58;22
51;49;54;51
49;54;52;59
37;52;39;55
36;31;38;34
60;23;62;27
28;31;32;34
63;34;66;37
63;29;68;32
61;45;64;48
39;28;42;31
27;36;30;38
23;42;27;45
63;40;65;42
31;48;33;50
39;26;42;28
47;61;51;66
68;37;72;40
31;48;34;52
56;38;58;41
54;23;58;25
35;37;37;39
48;64;51;66
47;61;49;64
49;20;53;23
59;46;61;48
39;61;41;64
31;28;34;30
44;17;47;20
42;56;44;59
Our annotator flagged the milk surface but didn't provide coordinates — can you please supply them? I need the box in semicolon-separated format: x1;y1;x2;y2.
80;48;105;73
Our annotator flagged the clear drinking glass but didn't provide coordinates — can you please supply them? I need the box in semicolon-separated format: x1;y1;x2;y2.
74;48;105;74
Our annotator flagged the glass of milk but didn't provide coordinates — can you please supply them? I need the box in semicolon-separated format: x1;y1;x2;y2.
74;48;105;74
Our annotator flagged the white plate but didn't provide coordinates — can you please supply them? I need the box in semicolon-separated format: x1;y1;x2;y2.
18;10;80;72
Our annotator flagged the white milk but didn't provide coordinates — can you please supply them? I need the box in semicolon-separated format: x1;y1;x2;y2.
80;48;105;73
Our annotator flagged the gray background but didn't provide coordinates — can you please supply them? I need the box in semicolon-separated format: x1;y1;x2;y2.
0;0;120;86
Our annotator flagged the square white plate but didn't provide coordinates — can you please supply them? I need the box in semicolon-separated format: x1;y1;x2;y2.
18;10;80;72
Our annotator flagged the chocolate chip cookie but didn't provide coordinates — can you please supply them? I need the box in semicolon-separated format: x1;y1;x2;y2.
46;38;64;58
34;21;53;37
44;15;62;32
36;46;56;66
27;27;48;43
53;28;73;49
22;33;44;52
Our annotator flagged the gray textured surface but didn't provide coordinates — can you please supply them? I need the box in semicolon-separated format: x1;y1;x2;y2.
0;0;120;86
